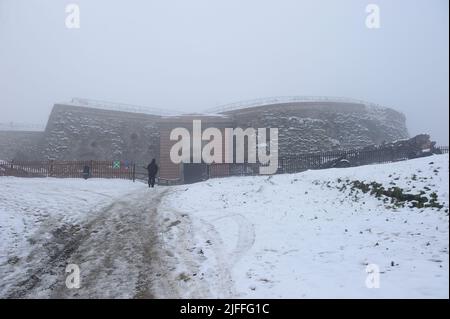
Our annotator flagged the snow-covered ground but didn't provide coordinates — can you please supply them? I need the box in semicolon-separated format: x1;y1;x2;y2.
0;155;448;298
0;178;145;297
160;154;449;298
0;178;141;265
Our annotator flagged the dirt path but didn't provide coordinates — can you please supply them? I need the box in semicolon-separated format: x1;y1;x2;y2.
2;187;168;299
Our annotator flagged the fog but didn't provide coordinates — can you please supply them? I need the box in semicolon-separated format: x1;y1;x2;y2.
0;0;448;144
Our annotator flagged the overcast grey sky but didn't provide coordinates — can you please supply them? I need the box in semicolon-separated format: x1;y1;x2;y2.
0;0;448;143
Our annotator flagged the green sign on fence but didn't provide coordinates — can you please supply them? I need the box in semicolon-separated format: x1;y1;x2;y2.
113;160;121;169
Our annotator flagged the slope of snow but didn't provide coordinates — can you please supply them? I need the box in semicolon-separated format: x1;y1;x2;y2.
161;154;449;298
0;177;143;295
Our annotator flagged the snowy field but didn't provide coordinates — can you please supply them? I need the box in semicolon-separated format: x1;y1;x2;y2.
160;154;449;298
0;155;448;298
0;178;142;265
0;178;144;297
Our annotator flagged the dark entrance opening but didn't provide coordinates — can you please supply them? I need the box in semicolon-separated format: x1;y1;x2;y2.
183;163;208;184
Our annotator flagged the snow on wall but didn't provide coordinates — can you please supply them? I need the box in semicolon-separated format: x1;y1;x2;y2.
227;102;409;153
40;104;160;162
0;99;409;161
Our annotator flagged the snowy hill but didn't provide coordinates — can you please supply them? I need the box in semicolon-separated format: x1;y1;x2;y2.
0;155;447;298
158;154;449;298
0;178;144;297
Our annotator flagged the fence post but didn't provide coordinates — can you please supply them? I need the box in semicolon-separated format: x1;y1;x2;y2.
49;160;53;177
132;163;136;182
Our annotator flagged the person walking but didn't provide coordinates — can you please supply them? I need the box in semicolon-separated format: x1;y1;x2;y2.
82;165;90;180
146;159;158;188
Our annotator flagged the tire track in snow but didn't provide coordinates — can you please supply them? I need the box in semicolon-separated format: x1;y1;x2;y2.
1;188;168;299
212;213;256;266
150;205;238;298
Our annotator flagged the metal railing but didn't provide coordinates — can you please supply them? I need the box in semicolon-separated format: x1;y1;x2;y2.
208;146;449;179
205;96;386;114
66;96;387;116
0;122;46;132
68;97;182;116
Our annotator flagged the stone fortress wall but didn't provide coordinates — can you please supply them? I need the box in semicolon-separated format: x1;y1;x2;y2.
226;101;408;154
0;97;409;162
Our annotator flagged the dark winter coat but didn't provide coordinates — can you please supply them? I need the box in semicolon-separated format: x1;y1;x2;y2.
147;160;158;177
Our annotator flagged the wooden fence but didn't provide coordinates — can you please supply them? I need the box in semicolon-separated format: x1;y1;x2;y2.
0;160;136;180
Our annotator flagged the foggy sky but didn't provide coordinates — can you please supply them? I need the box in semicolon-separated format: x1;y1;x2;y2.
0;0;448;143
